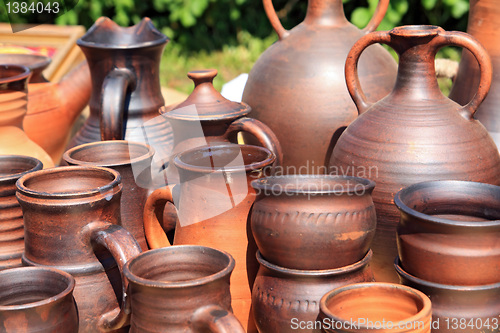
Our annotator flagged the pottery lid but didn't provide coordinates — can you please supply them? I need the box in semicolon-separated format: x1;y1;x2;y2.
160;69;250;121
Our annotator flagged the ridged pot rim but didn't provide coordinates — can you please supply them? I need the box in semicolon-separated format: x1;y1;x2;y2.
394;180;500;228
0;155;43;182
0;54;51;74
0;64;30;83
256;250;372;277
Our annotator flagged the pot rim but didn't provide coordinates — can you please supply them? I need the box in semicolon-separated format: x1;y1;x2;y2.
0;64;30;83
0;155;43;182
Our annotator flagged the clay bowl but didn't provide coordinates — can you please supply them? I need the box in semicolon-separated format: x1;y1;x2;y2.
395;180;500;285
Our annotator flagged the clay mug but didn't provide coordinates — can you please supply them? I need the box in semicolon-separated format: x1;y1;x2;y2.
16;166;142;332
63;140;155;251
0;155;42;270
0;266;78;332
319;282;432;332
124;245;245;332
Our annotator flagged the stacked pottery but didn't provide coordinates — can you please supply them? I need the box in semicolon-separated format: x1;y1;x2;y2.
394;180;500;333
249;175;377;332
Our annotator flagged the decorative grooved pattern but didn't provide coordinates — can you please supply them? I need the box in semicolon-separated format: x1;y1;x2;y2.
254;285;320;313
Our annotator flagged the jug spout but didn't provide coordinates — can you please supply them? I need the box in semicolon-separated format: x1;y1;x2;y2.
57;60;91;123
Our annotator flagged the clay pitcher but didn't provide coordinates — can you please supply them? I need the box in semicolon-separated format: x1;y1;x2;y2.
329;25;500;283
242;0;397;173
449;0;500;150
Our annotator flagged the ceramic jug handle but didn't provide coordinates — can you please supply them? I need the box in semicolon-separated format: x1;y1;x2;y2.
85;221;142;331
191;305;246;333
263;0;289;40
143;186;175;248
435;31;492;119
100;68;136;140
362;0;390;33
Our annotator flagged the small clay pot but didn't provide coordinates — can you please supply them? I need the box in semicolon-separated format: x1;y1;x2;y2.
395;180;500;286
319;282;432;332
252;250;374;333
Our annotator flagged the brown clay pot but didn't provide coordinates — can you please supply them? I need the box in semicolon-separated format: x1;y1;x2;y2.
143;144;276;331
396;259;500;333
0;266;78;332
252;250;374;333
250;175;376;270
395;180;500;286
319;282;432;333
449;0;500;149
0;64;54;168
242;0;397;173
124;245;245;332
0;54;91;162
63;140;155;251
0;155;42;270
329;25;500;283
16;166;142;332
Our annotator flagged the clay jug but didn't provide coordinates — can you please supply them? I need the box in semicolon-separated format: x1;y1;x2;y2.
0;54;91;162
0;64;54;168
242;0;397;173
329;25;500;283
449;0;500;150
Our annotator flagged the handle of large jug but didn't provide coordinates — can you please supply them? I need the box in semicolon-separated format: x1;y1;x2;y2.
100;68;136;140
191;305;246;333
362;0;390;33
85;221;142;331
143;185;176;248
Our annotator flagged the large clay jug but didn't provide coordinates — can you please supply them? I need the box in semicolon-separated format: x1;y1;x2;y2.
242;0;397;173
449;0;500;150
329;25;500;283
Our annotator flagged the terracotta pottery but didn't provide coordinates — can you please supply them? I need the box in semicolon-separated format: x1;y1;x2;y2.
143;144;276;331
396;259;500;333
124;245;245;332
241;0;397;173
63;140;155;251
0;266;78;332
319;282;432;333
449;0;500;149
329;25;500;283
16;166;142;332
0;155;42;270
0;64;54;168
252;250;374;333
67;17;172;158
0;54;91;162
250;175;376;270
395;180;500;286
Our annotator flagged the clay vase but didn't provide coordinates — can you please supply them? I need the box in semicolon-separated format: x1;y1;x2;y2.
63;140;155;251
124;245;245;332
143;144;276;331
242;0;397;173
329;25;500;283
16;166;142;332
0;64;54;168
319;282;432;333
449;0;500;150
0;54;91;162
0;266;78;332
396;259;500;333
250;175;376;270
395;180;500;286
252;250;374;333
67;17;172;158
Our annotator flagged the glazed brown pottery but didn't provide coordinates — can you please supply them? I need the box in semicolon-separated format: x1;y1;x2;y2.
252;250;374;333
250;175;376;270
449;0;500;149
329;25;500;283
395;180;500;286
0;266;78;332
242;0;397;173
0;54;91;162
16;166;142;332
143;144;275;331
0;64;54;168
63;140;155;251
124;245;245;332
319;282;432;333
0;155;42;270
396;259;500;333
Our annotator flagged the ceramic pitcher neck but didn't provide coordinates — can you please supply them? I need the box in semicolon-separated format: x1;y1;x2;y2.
304;0;349;26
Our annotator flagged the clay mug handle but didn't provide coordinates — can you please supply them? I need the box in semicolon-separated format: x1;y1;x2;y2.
100;68;136;140
83;221;142;331
191;305;245;332
143;186;175;248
